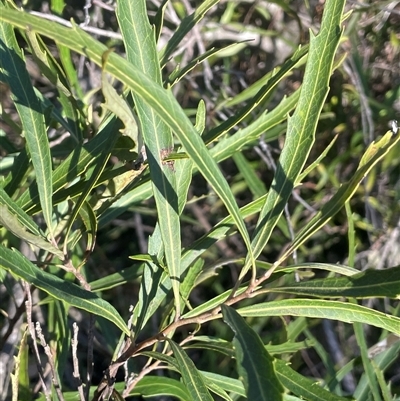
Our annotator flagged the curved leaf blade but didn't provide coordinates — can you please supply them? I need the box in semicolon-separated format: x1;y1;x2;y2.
275;359;351;401
277;128;400;265
167;339;214;401
238;299;400;335
243;0;346;278
0;7;254;274
0;15;53;236
271;265;400;299
0;246;129;336
117;0;182;315
222;305;284;401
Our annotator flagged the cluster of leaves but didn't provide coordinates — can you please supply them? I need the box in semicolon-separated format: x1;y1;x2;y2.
1;0;399;400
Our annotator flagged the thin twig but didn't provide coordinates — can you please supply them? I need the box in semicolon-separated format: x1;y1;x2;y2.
72;323;86;401
35;322;65;401
24;283;51;401
82;0;92;26
28;11;122;40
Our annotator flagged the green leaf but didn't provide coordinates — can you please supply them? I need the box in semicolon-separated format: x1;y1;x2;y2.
11;328;30;401
233;152;266;198
167;339;214;401
271;265;400;299
222;305;284;401
16;117;119;214
277;128;400;266
0;187;41;236
353;317;382;401
62;113;117;255
183;286;248;319
204;45;308;144
200;371;246;397
158;0;219;66
0;6;255;284
128;376;189;400
0;12;54;236
0;204;63;259
243;0;346;278
185;336;234;358
275;360;352;401
352;340;400;401
2;149;30;198
167;43;243;87
238;299;400;335
117;0;182;315
0;246;129;336
100;71;141;154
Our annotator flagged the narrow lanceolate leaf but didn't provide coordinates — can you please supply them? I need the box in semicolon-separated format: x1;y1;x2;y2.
238;299;400;335
221;305;284;401
62;77;118;255
277;127;400;266
0;13;54;237
242;0;346;279
204;45;308;144
0;205;63;260
271;265;400;299
167;339;214;401
0;8;254;284
0;187;42;237
127;376;189;400
158;0;219;66
275;360;350;401
17;118;119;214
210;89;300;164
117;0;182;314
0;246;130;336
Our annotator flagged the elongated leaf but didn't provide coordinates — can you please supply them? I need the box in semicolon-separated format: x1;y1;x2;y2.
353;340;400;401
59;377;189;401
275;360;351;401
243;0;346;278
167;43;239;87
0;187;41;236
353;317;382;401
2;149;30;198
270;265;400;299
0;246;129;335
0;7;254;278
0;205;63;259
233;152;266;198
118;1;194;316
273;262;359;277
134;226;168;336
0;13;53;236
277;127;400;265
187;336;313;357
222;305;284;401
238;299;400;335
167;340;213;401
183;286;248;318
101;72;141;153
185;336;234;358
158;0;219;66
16;117;119;214
128;376;189;399
62;77;117;254
11;326;29;401
204;45;308;144
200;371;246;397
98;89;298;228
